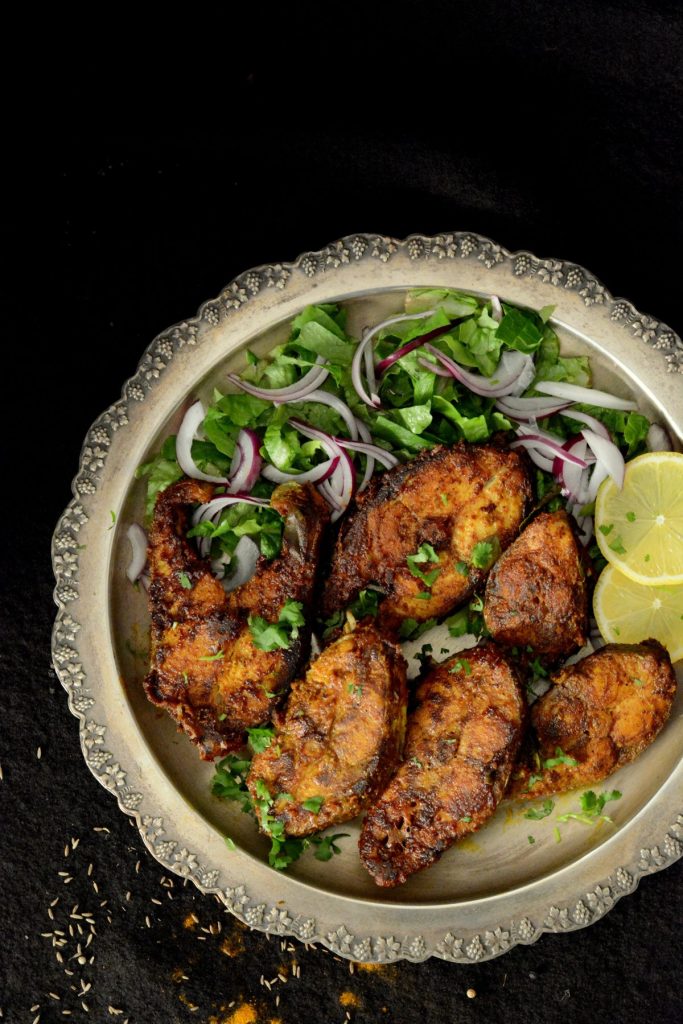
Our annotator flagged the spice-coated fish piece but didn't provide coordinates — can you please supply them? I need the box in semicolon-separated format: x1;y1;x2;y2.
484;510;589;661
321;441;532;635
508;640;677;800
247;623;408;837
359;643;526;887
143;479;329;759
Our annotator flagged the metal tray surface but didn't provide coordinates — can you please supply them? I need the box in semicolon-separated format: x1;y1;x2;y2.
51;233;683;963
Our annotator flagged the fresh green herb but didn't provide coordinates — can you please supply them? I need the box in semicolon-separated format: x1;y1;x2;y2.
246;727;275;753
410;757;423;769
224;836;236;851
262;687;277;699
554;827;562;843
626;511;637;522
542;747;579;769
454;561;469;576
529;657;548;678
178;571;192;590
211;754;253;813
309;833;349;862
398;617;438;641
557;789;622;826
528;835;536;845
632;677;645;688
598;523;614;536
248;599;305;652
471;539;500;570
614;627;621;636
460;816;472;823
414;591;432;600
525;773;544;791
108;510;117;529
449;658;472;676
644;554;651;563
523;798;555;820
218;713;227;721
182;672;189;686
608;535;627;555
440;492;449;507
302;796;324;815
406;543;441;588
199;650;225;662
347;683;363;699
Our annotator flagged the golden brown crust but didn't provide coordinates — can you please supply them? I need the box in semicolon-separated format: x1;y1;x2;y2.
484;510;589;660
507;640;677;800
143;479;329;760
246;623;408;837
321;441;532;635
359;643;526;887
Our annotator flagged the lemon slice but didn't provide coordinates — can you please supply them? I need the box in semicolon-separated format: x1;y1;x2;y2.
593;563;683;662
594;451;683;585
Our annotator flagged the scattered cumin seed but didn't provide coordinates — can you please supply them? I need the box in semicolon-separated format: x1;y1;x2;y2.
37;747;42;759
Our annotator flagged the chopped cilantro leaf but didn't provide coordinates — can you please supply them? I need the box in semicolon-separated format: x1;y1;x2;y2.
598;523;614;536
199;650;225;662
449;658;472;676
524;798;555;820
347;683;363;698
557;789;622;826
528;835;536;845
454;561;469;576
224;836;236;851
246;727;275;753
626;511;637;522
302;796;324;814
608;535;627;555
310;833;349;861
407;543;441;590
178;571;192;589
542;747;579;769
460;815;472;823
631;677;645;688
399;617;437;640
410;757;423;769
471;538;500;570
554;827;562;843
249;599;305;651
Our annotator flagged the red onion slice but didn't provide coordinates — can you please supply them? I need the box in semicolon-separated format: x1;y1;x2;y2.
126;523;148;583
262;455;340;484
220;535;261;593
422;345;535;398
554;438;591;501
227;428;263;493
277;388;359;439
289;417;357;518
193;494;269;526
495;396;573;421
512;433;589;469
228;355;329;401
586;460;610;503
375;321;457;376
561;409;611;439
177;401;228;484
318;479;342;512
534;381;638;411
351;311;436;407
334;437;399;470
355;418;375;492
580;429;625;490
524;448;555;472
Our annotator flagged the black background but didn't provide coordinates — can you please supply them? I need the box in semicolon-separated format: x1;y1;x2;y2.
3;2;682;1021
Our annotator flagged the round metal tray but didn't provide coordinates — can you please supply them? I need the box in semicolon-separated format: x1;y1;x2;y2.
51;233;683;963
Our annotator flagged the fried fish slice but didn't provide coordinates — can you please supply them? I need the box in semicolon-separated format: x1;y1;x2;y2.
359;644;525;887
246;623;408;837
508;640;676;800
321;441;532;634
143;478;329;759
484;510;589;661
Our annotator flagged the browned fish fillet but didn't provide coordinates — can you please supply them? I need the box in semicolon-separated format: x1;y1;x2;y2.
484;510;589;661
143;478;329;759
321;441;532;634
359;643;526;887
508;640;676;800
247;623;408;837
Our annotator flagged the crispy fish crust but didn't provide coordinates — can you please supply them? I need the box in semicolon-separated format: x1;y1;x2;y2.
143;478;329;760
508;640;677;800
359;644;526;887
246;623;408;837
484;510;589;660
321;441;532;634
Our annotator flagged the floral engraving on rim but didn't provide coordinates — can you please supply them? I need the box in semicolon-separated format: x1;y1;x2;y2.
52;232;683;963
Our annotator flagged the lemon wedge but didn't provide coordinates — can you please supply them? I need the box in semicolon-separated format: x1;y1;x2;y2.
594;451;683;585
593;564;683;662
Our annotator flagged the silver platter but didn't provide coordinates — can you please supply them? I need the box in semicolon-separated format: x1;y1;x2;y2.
51;233;683;964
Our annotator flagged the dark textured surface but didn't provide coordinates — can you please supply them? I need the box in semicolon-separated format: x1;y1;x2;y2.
4;5;683;1020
